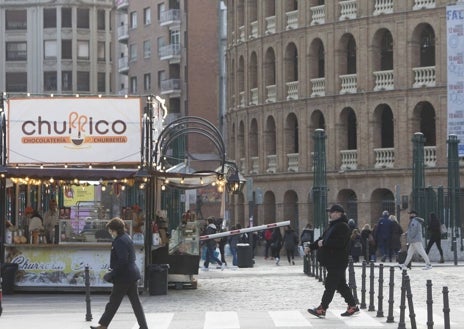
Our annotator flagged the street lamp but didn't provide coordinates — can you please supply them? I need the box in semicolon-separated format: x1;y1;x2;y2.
225;162;246;194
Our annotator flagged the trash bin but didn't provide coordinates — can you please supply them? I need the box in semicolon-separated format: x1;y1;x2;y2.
1;263;19;295
148;264;169;296
237;243;253;268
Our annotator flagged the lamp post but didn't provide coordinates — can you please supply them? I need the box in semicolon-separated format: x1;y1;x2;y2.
312;129;327;235
447;135;461;265
412;132;426;216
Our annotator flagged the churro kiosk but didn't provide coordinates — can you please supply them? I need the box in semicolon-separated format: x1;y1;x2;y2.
0;96;148;291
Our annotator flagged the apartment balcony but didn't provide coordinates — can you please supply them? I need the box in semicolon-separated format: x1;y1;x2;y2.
249;21;258;39
266;155;277;173
413;0;435;10
117;25;129;43
374;147;395;168
339;0;357;20
239;158;247;175
239;91;245;108
250;156;259;175
310;5;325;25
160;9;181;27
265;85;276;103
265;16;276;35
287;153;299;172
311;77;325;97
249;88;258;105
424;146;436;167
118;56;129;74
115;0;129;11
286;81;298;100
286;10;298;30
160;79;181;96
159;44;181;63
340;150;358;170
373;70;394;91
340;74;357;94
413;66;436;88
238;26;245;43
117;88;128;96
373;0;394;15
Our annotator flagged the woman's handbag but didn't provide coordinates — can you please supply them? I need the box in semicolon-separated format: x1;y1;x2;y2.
103;271;113;283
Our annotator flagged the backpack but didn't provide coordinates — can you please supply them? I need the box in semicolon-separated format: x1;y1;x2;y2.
264;229;272;241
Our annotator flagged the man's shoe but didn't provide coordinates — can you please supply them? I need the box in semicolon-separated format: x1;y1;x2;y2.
90;325;107;329
423;264;432;270
340;305;360;317
439;257;445;263
307;305;326;318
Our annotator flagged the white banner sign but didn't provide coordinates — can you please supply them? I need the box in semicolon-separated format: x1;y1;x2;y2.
447;5;464;156
6;97;143;164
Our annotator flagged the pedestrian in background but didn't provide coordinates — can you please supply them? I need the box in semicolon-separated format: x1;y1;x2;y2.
283;225;299;265
307;204;359;318
398;210;432;270
300;223;314;246
202;217;224;271
228;224;240;266
263;228;273;259
389;215;403;262
349;229;362;263
361;224;376;263
375;210;393;262
270;227;283;265
90;217;148;329
425;212;444;263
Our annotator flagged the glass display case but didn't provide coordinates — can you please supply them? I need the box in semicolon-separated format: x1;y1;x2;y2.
58;219;133;243
168;220;200;256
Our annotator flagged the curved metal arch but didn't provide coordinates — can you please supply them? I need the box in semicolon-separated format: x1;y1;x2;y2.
154;116;226;174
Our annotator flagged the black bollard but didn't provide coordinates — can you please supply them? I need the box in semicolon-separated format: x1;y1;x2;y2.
368;262;376;311
397;270;407;329
85;265;93;321
386;266;395;323
405;274;417;329
360;260;367;309
426;280;433;329
0;264;3;317
310;251;316;277
348;257;359;305
443;286;450;329
314;255;319;280
322;266;326;283
376;263;384;317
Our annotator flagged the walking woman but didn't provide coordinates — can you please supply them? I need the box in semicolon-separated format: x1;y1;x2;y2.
90;217;148;329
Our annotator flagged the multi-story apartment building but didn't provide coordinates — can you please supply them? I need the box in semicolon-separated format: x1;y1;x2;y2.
0;0;222;225
225;0;464;232
0;0;114;94
115;0;222;223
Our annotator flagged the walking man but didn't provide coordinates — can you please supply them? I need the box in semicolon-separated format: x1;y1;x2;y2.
398;210;432;270
307;204;359;318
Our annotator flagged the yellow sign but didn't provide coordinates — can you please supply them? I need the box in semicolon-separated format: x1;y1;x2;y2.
63;185;96;207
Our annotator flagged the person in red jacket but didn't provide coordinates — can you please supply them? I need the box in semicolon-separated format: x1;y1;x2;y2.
307;204;359;318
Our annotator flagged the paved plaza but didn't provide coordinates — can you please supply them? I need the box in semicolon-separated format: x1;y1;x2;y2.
1;256;463;329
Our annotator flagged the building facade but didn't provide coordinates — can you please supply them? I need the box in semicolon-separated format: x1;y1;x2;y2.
225;0;464;233
0;0;115;94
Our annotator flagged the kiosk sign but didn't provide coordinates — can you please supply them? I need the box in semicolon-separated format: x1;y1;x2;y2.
6;97;143;164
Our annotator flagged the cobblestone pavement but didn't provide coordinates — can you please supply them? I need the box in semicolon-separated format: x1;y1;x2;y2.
1;256;463;328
